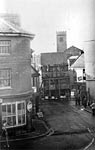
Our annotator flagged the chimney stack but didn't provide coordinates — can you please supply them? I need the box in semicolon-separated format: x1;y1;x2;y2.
0;13;20;26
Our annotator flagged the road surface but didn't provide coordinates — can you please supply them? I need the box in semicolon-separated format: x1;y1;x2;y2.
10;99;95;150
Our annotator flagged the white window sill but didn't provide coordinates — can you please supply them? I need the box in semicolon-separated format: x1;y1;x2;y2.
4;123;26;129
0;87;12;90
0;54;10;56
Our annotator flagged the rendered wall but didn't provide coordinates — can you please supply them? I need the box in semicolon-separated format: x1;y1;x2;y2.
0;36;32;97
84;41;95;100
83;0;95;101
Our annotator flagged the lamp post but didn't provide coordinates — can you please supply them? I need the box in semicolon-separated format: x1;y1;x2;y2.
0;98;3;150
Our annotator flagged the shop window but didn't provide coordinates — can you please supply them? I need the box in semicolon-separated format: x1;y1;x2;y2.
0;40;11;54
0;69;11;88
2;101;26;128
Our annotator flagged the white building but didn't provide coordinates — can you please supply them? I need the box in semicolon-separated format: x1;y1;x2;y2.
70;54;85;83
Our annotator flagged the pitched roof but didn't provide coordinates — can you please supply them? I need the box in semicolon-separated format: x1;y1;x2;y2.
71;54;85;68
66;45;83;52
63;45;84;59
0;18;35;38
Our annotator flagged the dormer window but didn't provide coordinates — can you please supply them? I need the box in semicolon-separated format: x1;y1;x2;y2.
0;40;11;54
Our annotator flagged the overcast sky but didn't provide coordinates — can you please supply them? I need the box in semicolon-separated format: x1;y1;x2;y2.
0;0;95;54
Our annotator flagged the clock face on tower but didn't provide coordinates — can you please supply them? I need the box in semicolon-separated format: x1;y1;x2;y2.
59;37;63;42
57;32;67;52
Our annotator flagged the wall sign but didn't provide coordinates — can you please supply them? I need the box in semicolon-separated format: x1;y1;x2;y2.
27;101;32;112
0;99;3;103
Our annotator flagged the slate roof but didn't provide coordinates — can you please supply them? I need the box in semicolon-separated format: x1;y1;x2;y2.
71;54;85;68
0;18;35;38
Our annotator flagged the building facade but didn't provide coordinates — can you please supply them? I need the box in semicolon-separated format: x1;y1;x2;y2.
31;65;40;93
84;41;95;101
70;54;85;83
0;14;35;136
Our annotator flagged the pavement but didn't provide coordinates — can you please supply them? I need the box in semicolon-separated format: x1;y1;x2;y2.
85;106;92;113
1;117;51;149
70;98;93;114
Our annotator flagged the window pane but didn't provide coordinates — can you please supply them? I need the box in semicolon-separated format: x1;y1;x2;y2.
7;70;11;78
0;40;10;54
2;105;6;117
18;103;22;114
12;104;16;115
7;105;11;115
0;80;4;87
7;79;11;86
2;105;6;112
0;69;11;88
13;116;16;126
7;117;12;126
22;103;25;109
22;114;25;124
18;103;21;110
17;102;26;125
18;115;21;124
4;80;8;86
21;103;25;114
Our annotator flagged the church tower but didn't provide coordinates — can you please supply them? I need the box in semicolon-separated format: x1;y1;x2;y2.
56;31;67;53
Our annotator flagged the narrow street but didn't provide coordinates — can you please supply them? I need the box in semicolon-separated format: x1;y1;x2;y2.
11;99;95;150
41;100;95;134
